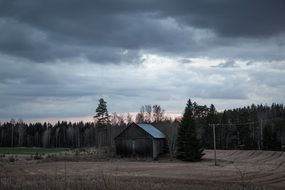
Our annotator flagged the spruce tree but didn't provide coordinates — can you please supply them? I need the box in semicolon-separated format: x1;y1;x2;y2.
176;99;204;161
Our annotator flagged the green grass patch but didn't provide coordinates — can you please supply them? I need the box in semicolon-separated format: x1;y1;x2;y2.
0;147;68;155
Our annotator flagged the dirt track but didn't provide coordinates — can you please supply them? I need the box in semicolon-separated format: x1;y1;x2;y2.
1;150;285;189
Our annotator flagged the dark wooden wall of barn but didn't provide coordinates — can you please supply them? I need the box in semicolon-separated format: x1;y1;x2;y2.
115;123;156;157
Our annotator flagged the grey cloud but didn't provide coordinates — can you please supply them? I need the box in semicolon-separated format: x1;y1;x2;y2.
0;18;144;63
250;69;285;88
0;1;285;120
179;59;192;64
0;0;284;63
246;61;254;66
158;0;285;38
214;60;238;68
1;58;285;119
0;19;54;62
2;0;284;38
183;84;247;100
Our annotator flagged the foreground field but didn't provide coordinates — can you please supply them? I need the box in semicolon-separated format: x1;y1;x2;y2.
0;150;285;190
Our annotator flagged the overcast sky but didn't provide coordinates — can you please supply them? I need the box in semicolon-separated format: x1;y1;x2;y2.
0;0;285;121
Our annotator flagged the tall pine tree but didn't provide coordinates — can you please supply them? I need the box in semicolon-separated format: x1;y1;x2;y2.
176;99;204;161
94;98;110;127
94;98;111;146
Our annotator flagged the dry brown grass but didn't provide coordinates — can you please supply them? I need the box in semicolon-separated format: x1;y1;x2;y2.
0;149;284;190
0;174;271;190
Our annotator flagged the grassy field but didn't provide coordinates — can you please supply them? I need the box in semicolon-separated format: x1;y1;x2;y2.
0;147;68;155
0;150;285;190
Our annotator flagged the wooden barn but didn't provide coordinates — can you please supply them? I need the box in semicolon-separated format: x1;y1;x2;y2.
114;123;166;159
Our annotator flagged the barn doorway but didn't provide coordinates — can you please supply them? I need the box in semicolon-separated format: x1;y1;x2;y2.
132;140;136;155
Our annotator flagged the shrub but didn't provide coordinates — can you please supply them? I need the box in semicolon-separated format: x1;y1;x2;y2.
33;152;43;160
8;156;15;162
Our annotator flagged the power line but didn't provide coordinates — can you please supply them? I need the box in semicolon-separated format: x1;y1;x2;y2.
210;117;285;127
212;121;257;126
208;117;285;165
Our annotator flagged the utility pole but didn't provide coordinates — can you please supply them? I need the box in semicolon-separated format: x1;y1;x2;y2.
252;123;255;143
260;119;263;150
210;124;217;166
237;130;240;148
10;119;15;148
11;124;14;147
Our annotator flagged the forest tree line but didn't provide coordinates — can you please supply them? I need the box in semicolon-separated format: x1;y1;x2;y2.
203;103;285;151
0;101;285;151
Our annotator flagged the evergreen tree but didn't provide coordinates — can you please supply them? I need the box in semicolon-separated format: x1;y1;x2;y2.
176;99;204;161
94;98;111;146
94;98;110;127
203;104;218;148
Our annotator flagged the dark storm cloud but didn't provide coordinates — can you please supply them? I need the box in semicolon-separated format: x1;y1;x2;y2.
159;0;285;38
0;0;284;62
1;0;285;119
0;19;54;62
2;0;284;37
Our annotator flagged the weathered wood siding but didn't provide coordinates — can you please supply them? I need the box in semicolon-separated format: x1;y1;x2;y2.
153;139;165;158
115;123;154;157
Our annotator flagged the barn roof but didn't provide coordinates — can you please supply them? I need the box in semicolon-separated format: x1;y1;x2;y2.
136;123;166;139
